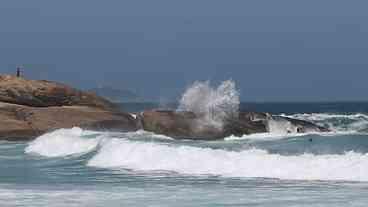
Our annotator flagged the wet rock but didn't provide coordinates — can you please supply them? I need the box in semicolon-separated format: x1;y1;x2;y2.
140;110;330;140
139;110;225;140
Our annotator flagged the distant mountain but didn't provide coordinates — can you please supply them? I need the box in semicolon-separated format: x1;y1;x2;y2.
89;87;142;103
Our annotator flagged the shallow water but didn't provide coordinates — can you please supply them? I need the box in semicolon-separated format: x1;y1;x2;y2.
2;112;368;206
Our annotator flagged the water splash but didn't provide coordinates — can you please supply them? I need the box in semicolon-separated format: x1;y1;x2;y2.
177;80;240;128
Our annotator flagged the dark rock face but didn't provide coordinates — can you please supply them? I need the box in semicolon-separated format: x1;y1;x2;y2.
0;102;140;141
274;116;330;133
223;112;268;136
140;110;224;140
140;110;330;140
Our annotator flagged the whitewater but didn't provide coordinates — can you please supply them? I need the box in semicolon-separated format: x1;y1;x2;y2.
22;119;368;182
0;111;367;206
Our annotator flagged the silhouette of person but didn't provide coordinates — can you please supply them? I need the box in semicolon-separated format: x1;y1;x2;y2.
16;67;21;77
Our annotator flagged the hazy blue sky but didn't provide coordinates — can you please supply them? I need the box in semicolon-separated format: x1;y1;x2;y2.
0;0;368;102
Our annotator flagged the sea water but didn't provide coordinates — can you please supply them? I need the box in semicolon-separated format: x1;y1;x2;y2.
1;104;368;206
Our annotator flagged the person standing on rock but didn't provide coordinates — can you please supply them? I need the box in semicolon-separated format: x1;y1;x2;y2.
16;67;21;78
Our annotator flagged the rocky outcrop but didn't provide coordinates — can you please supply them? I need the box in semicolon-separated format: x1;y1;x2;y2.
139;110;330;140
0;75;330;141
140;110;225;140
272;115;329;133
0;75;116;110
0;102;140;140
0;75;139;140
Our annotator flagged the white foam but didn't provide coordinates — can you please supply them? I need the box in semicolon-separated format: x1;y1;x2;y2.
24;128;368;181
123;130;174;140
25;127;101;157
25;128;173;158
224;117;314;141
281;113;368;133
224;133;306;141
224;131;357;141
88;138;368;181
284;113;368;121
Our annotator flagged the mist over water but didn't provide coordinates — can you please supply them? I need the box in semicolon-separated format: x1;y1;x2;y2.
177;80;240;128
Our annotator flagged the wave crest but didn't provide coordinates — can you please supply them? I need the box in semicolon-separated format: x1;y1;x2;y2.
25;127;101;157
88;137;368;181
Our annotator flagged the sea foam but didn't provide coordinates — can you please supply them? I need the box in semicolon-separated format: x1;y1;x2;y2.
25;120;368;182
88;136;368;181
25;127;101;157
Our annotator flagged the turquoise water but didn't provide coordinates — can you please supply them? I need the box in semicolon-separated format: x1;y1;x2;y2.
2;112;368;206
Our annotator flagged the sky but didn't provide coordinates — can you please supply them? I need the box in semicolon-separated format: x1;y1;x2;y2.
0;0;368;102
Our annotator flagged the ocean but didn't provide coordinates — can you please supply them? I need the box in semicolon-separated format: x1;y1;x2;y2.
1;102;368;206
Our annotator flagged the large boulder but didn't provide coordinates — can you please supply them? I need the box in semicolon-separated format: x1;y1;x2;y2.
238;112;329;134
0;75;139;140
139;110;330;140
139;110;224;140
272;115;329;133
0;75;116;110
0;102;140;140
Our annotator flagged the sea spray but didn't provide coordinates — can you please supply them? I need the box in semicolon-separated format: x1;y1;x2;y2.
177;80;240;128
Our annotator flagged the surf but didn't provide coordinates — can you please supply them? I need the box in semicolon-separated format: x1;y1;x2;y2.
25;127;102;157
25;127;368;182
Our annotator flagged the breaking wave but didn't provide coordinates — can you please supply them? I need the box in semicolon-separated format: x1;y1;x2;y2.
88;138;368;181
25;127;101;157
25;127;368;181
